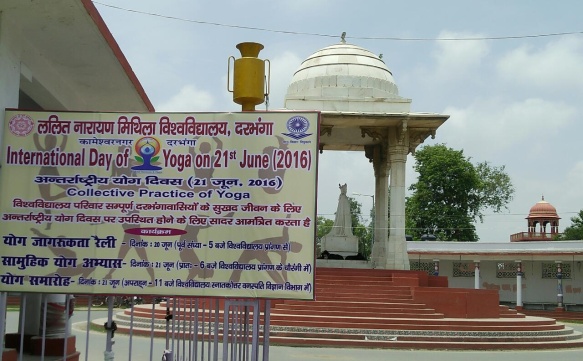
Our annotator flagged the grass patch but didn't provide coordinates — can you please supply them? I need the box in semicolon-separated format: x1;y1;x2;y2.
89;322;109;334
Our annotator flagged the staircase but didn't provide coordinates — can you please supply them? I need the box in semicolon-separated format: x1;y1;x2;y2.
262;267;583;349
107;267;583;350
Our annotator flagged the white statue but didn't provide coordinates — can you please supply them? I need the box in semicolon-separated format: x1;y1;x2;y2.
321;183;359;258
329;183;354;237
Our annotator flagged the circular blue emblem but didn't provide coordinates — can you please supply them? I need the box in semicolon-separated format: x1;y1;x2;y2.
286;116;309;134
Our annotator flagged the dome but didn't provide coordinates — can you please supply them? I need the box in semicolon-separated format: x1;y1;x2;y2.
527;197;560;219
284;42;411;113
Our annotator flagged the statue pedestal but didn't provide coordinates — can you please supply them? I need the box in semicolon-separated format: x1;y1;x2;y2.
321;234;358;258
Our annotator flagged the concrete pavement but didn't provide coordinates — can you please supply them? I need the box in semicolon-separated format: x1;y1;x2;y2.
4;310;583;361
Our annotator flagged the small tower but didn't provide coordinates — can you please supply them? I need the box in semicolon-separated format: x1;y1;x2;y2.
510;196;561;241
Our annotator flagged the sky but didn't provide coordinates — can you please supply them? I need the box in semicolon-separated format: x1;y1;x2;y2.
94;0;583;242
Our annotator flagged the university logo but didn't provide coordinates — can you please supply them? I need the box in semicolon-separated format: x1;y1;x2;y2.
8;114;34;137
131;136;162;171
282;116;312;140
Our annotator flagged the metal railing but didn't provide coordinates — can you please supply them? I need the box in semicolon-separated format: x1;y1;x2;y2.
510;232;558;242
1;292;271;361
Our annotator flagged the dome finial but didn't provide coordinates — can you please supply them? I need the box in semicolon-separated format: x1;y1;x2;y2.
341;32;346;44
542;194;545;201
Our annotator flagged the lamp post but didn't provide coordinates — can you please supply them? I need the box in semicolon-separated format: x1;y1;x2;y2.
352;193;377;222
352;193;375;251
352;192;375;221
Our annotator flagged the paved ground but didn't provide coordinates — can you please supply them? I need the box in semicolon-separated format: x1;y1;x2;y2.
4;310;583;361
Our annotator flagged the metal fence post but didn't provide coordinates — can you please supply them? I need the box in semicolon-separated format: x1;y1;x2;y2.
0;292;7;358
104;296;116;361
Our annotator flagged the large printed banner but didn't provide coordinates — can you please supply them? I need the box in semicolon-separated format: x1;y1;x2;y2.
0;110;318;299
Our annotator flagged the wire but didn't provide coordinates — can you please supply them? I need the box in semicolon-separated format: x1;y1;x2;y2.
318;210;582;219
93;1;583;42
93;1;338;38
355;32;583;41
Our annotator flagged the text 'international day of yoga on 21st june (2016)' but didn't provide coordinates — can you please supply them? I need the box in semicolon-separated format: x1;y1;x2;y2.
0;110;319;300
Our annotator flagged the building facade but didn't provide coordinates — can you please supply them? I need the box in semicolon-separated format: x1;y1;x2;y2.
408;241;583;308
409;198;582;309
0;1;153;358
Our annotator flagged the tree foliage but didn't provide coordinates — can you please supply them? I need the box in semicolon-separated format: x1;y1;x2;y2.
349;197;373;259
316;216;334;254
406;144;514;242
558;210;583;240
475;161;514;218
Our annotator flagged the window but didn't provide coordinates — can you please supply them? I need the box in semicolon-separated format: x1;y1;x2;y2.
496;262;517;278
453;262;475;277
410;261;434;275
542;262;571;279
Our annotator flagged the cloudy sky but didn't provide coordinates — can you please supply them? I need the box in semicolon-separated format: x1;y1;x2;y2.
94;0;583;242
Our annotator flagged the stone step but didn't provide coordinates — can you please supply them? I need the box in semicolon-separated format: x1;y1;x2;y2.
314;277;395;285
122;307;446;324
280;300;427;309
267;335;583;350
112;313;576;336
118;310;559;332
315;269;397;276
271;309;446;319
269;328;582;343
499;312;527;319
1;349;18;361
520;309;583;322
274;303;439;315
104;314;583;350
126;304;559;332
314;294;413;302
268;317;566;332
498;307;526;318
105;266;583;350
315;285;411;297
315;281;410;288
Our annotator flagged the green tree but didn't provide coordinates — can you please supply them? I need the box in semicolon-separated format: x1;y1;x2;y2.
316;216;334;254
475;161;514;218
559;210;583;240
406;144;514;242
349;197;373;259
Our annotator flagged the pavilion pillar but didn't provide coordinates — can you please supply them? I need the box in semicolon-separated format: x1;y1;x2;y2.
556;261;564;311
515;261;523;310
385;128;409;270
0;28;46;354
369;145;389;269
2;61;73;347
21;295;42;335
474;261;480;289
432;259;439;276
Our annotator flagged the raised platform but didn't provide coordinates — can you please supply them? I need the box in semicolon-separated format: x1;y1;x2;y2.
104;267;583;350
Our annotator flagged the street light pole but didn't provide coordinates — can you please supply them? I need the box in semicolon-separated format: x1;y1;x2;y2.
352;192;375;216
352;192;375;250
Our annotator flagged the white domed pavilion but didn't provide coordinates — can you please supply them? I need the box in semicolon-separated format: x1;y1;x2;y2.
284;38;449;269
285;42;408;113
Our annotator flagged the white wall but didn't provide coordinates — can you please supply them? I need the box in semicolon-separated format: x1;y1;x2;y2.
0;12;22;147
420;259;583;306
